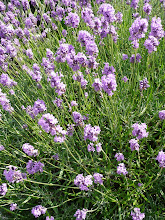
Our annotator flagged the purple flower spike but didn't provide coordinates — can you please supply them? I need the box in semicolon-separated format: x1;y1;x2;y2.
31;205;47;218
117;163;128;175
156;151;165;168
159;110;165;120
132;123;148;139
115;153;124;161
74;208;87;220
131;207;145;220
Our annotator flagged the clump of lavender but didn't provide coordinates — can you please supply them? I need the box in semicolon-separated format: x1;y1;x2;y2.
26;99;47;119
139;78;150;91
0;145;5;151
22;143;38;157
0;73;17;88
10;203;17;211
74;208;87;220
131;208;145;220
72;111;84;127
46;216;54;220
98;3;116;23
26;160;44;174
31;205;47;218
87;142;95;152
74;174;93;191
38;113;67;143
122;76;128;82
84;124;100;142
0;183;7;196
143;3;152;15
26;48;33;59
129;17;148;48
130;53;142;63
93;173;103;184
65;12;80;28
101;74;117;96
3;166;26;183
144;36;159;53
115;153;124;161
130;0;140;9
0;88;14;113
129;139;140;151
49;71;66;96
53;98;63;109
132;123;148;139
159;110;165;120
73;72;88;89
117;163;128;175
156;151;165;168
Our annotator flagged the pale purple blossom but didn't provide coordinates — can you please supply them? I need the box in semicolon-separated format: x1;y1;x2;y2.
84;124;100;142
10;203;17;211
159;110;165;120
31;205;47;218
115;153;124;161
93;173;103;184
117;163;128;175
156;151;165;168
131;208;145;220
22;143;38;157
0;183;7;196
26;160;44;174
139;78;150;91
129;139;140;151
132;123;148;139
74;208;87;220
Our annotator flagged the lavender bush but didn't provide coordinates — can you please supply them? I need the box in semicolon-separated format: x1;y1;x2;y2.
0;0;164;219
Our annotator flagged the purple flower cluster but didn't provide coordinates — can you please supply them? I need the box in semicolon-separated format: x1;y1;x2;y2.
117;163;128;175
72;111;84;127
129;139;140;151
0;73;17;88
74;172;103;191
156;151;165;168
26;48;33;59
46;216;54;220
144;36;159;53
73;72;88;89
144;17;164;53
0;183;7;196
132;123;148;139
129;17;148;48
139;78;150;91
74;208;87;220
131;208;145;220
98;4;116;23
65;12;80;28
3;166;26;183
22;143;38;157
31;205;47;218
49;71;66;96
115;153;124;161
26;160;44;174
130;53;142;63
84;124;100;142
26;99;47;119
55;43;74;63
0;89;14;113
74;174;93;191
101;74;117;96
38;113;67;143
159;110;165;120
87;142;102;152
53;98;63;108
10;203;17;211
143;3;152;15
130;0;140;9
22;64;42;83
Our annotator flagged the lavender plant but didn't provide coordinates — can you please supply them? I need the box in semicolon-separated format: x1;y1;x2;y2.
0;0;164;219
